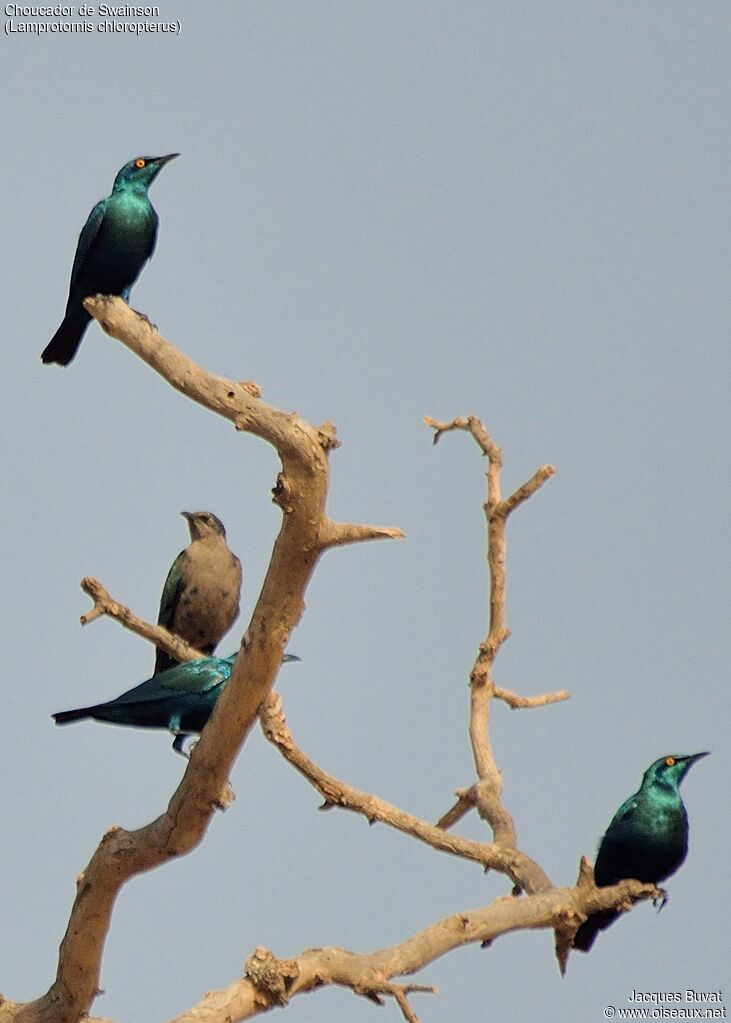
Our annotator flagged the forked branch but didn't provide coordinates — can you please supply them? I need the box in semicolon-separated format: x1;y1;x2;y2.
164;874;660;1022
0;301;401;1023
425;415;558;861
259;692;549;890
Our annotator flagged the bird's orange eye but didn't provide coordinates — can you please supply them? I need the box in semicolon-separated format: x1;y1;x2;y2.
135;158;145;168
665;757;675;766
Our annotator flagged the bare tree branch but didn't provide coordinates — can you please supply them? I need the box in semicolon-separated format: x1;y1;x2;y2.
2;314;636;1022
0;301;401;1023
426;413;557;856
1;857;657;1023
493;684;570;708
320;520;405;546
434;791;473;830
165;876;660;1022
80;576;207;665
77;582;561;886
259;693;551;892
498;465;555;519
423;415;497;457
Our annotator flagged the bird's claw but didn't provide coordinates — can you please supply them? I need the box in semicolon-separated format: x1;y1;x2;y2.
172;733;191;758
653;888;669;912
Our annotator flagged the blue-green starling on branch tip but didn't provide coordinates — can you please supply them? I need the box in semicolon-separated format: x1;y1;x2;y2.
53;653;300;755
42;153;178;367
154;511;243;675
573;752;708;952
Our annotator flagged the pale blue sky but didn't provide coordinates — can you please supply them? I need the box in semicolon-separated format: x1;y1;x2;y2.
2;3;728;1021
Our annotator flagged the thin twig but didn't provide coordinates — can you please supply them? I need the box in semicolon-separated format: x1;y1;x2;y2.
434;792;473;830
497;465;555;519
493;684;569;708
390;985;422;1023
80;576;207;664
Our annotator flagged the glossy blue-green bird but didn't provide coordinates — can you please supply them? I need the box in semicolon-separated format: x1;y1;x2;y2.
42;153;178;366
573;752;708;951
53;653;298;755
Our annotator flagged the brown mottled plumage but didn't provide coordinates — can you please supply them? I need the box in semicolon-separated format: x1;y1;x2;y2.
154;511;242;674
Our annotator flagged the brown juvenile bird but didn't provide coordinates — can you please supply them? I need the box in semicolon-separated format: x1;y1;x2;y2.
154;511;242;674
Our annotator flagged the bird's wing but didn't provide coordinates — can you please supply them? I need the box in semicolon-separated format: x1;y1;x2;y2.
604;796;640;838
146;207;160;260
68;199;107;290
109;658;231;706
157;553;185;630
593;796;641;884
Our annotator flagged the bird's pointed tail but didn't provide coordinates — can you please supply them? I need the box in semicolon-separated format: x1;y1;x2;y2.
41;313;90;366
53;707;93;725
572;908;619;952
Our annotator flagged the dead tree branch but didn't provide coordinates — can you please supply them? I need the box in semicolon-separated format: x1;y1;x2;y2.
259;693;548;890
0;300;401;1023
80;576;207;665
164;874;659;1022
1;310;624;1022
425;414;557;867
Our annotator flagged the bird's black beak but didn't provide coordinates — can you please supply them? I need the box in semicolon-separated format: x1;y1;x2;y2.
154;153;179;165
678;751;710;779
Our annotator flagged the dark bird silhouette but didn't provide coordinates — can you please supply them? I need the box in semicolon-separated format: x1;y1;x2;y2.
53;653;299;755
573;752;708;951
154;511;243;674
42;153;178;366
